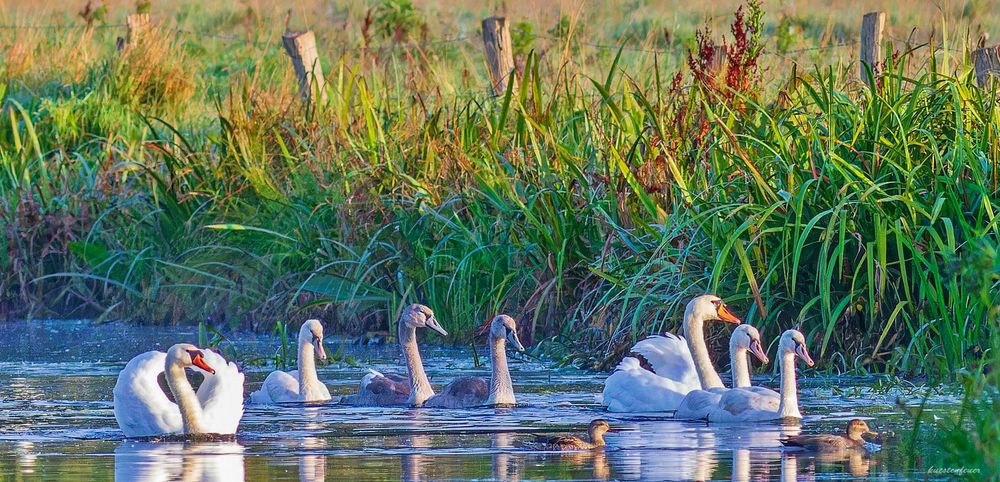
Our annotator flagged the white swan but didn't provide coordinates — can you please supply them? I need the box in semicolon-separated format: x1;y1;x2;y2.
249;319;331;404
602;295;742;412
705;329;814;422
113;343;245;438
424;314;525;408
674;324;769;420
341;304;448;406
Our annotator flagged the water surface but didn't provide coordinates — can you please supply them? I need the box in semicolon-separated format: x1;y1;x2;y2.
0;320;960;480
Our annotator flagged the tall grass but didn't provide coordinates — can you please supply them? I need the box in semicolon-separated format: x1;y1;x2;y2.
0;1;997;378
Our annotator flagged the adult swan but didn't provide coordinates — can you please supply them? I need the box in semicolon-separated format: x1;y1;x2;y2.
114;343;245;438
602;295;741;412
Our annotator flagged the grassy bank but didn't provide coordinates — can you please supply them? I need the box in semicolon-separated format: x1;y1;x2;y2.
1;0;998;378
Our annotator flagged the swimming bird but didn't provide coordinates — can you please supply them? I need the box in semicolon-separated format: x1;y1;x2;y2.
249;319;331;404
423;314;525;408
602;295;742;412
341;304;448;406
674;324;770;419
113;344;245;438
705;329;814;422
533;419;613;450
780;419;879;451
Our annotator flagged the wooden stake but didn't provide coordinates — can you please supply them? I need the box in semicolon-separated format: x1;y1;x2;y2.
859;12;886;84
481;16;516;96
282;31;328;105
709;45;728;76
973;45;1000;87
124;13;151;49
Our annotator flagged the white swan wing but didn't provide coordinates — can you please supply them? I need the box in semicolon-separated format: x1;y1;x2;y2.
674;388;724;419
249;370;299;404
706;387;780;422
602;357;695;412
113;351;183;437
194;349;245;434
630;334;700;387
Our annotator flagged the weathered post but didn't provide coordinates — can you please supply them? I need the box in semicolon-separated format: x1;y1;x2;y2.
282;30;328;105
973;45;1000;87
709;45;728;76
859;11;886;83
120;13;151;50
481;16;516;96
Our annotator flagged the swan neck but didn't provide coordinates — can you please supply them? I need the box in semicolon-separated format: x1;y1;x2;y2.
684;310;723;389
731;344;751;388
778;352;801;418
400;323;434;406
487;336;515;405
165;362;207;434
297;338;321;399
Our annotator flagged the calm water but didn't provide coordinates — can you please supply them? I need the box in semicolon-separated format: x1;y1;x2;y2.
0;320;962;481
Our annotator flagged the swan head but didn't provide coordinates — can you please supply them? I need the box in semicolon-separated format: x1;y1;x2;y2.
687;295;742;324
847;419;878;439
166;343;216;375
401;304;449;336
779;330;815;367
731;324;769;364
489;315;525;352
300;319;327;361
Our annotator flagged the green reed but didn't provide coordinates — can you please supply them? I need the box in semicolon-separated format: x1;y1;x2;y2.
0;2;996;380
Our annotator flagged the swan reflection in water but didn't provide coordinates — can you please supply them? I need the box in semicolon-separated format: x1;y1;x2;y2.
114;440;245;482
298;436;327;482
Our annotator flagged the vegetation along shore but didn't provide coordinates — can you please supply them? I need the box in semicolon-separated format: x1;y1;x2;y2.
1;0;997;385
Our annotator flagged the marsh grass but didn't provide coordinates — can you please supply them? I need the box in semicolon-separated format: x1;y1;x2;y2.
0;0;997;380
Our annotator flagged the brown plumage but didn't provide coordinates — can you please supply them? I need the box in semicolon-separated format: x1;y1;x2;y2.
422;376;488;408
341;372;410;406
781;419;878;451
534;420;612;450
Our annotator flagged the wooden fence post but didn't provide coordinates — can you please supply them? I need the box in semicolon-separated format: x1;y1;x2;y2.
119;13;151;51
282;31;328;105
709;45;728;76
859;11;886;84
481;16;516;96
973;45;1000;87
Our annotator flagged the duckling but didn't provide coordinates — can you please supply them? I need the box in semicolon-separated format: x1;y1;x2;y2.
781;419;878;451
533;420;612;450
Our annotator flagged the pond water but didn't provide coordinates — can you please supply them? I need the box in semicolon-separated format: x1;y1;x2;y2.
0;319;962;481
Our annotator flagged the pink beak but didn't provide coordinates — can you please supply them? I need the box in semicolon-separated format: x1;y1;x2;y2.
314;338;327;361
796;344;814;367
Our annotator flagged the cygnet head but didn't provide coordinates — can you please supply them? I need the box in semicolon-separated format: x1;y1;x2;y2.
400;304;449;336
300;319;327;361
779;330;814;367
731;324;769;364
489;315;525;352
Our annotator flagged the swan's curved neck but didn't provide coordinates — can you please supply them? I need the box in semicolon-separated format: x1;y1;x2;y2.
683;309;724;389
730;341;751;388
777;352;801;418
487;335;515;405
400;323;434;406
165;360;207;434
297;338;321;399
